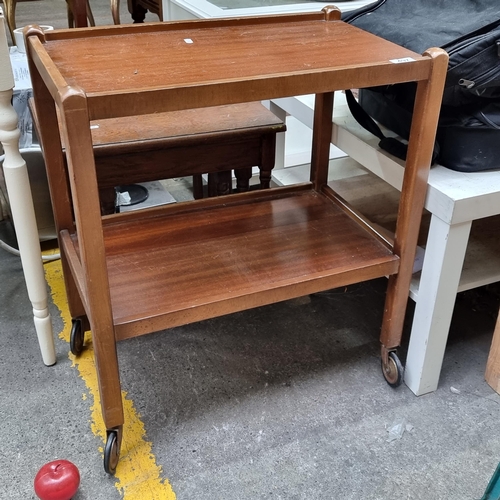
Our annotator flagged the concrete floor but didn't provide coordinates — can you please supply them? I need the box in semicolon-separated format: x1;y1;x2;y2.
2;1;500;498
1;216;500;500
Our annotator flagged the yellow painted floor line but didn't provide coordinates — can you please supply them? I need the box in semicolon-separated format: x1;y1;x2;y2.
44;258;176;499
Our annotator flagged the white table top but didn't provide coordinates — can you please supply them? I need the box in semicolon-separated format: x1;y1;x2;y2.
166;0;374;20
274;93;500;225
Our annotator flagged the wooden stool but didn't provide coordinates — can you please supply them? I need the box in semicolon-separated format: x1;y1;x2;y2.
126;0;162;23
485;305;500;394
31;100;285;214
66;0;96;28
2;0;95;43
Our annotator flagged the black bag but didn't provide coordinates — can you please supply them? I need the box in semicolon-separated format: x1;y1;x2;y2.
342;0;500;172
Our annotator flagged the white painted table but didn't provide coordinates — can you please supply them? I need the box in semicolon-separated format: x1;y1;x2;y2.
272;93;500;396
163;0;373;21
155;0;500;395
0;10;56;365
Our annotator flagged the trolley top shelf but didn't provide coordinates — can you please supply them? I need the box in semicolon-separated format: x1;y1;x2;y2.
26;8;433;119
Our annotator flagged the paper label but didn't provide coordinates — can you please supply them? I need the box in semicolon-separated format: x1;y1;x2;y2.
9;48;31;90
389;57;415;64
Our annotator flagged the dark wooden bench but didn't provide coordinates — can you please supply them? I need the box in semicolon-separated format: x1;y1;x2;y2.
31;100;286;213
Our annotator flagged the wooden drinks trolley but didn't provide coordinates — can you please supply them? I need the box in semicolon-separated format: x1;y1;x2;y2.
25;7;447;473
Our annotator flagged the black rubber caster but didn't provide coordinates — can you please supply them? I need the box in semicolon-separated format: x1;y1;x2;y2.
70;318;85;356
382;351;404;388
104;430;120;475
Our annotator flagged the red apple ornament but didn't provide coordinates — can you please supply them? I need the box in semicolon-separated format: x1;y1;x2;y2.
34;460;80;500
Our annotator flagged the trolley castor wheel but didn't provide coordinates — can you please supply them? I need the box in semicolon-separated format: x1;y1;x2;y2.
104;430;120;475
382;351;404;388
70;318;85;356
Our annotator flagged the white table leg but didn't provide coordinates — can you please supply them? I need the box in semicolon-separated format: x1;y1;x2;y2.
0;13;56;366
268;100;287;171
404;215;472;395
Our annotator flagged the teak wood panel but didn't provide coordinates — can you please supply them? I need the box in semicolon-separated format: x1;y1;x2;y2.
90;103;285;147
65;189;399;339
28;16;433;119
89;103;285;188
95;136;266;188
34;101;286;150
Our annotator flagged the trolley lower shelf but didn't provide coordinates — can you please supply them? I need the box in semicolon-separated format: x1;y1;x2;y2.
61;185;399;341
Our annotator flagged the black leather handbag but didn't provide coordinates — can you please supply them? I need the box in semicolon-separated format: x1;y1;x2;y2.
342;0;500;172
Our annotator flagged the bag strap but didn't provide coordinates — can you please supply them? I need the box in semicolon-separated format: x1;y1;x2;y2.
345;89;409;161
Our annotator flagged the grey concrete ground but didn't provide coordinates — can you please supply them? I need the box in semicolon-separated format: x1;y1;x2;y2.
0;223;119;499
1;217;500;499
2;1;500;498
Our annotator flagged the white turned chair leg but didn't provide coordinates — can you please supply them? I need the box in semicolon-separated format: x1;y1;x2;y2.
0;10;56;365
